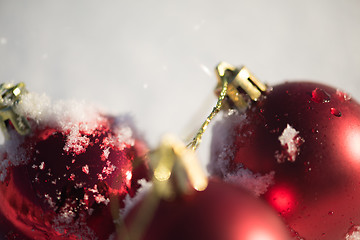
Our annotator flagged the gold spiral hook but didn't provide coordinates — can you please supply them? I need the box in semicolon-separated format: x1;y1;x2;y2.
188;62;267;151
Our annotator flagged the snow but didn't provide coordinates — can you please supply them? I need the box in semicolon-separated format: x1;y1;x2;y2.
0;92;107;181
0;130;27;181
275;124;304;163
0;1;360;239
278;124;299;151
94;194;110;205
224;170;275;197
346;226;360;240
82;164;90;174
15;92;105;134
39;161;45;170
209;111;274;196
120;179;153;218
0;0;359;182
0;91;139;184
52;214;98;240
208;111;244;176
214;143;275;196
0;158;10;181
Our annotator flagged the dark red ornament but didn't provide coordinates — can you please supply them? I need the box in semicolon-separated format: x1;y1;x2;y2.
122;179;291;240
0;113;149;239
210;81;360;239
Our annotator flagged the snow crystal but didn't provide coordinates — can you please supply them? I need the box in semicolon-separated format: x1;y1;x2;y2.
212;144;274;197
94;194;110;205
13;92;106;158
52;213;98;240
82;164;90;174
100;125;135;154
208;111;246;176
346;226;360;240
0;91;138;182
39;161;45;170
207;110;275;196
225;170;275;197
63;132;90;154
120;179;153;218
56;204;77;224
44;193;56;208
69;173;75;181
107;233;116;240
278;124;299;154
14;92;52;124
102;160;117;177
101;146;111;161
14;91;106;139
0;158;10;181
0;130;27;181
112;126;135;149
336;89;352;101
88;184;100;194
276;124;304;163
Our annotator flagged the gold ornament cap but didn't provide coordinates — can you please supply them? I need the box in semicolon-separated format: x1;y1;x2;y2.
117;135;209;240
0;82;31;138
151;134;208;200
188;62;267;151
215;62;267;109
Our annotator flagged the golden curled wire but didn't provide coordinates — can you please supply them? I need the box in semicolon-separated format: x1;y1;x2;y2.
188;78;228;151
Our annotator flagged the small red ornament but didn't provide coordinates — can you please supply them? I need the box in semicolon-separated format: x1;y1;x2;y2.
123;179;291;240
0;85;149;239
210;78;360;239
119;135;290;240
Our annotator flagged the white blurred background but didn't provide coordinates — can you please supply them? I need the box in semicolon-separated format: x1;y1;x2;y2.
1;0;360;169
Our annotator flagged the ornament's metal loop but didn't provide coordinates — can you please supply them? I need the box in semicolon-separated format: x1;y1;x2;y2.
152;134;208;198
0;82;31;137
188;62;267;151
215;62;267;109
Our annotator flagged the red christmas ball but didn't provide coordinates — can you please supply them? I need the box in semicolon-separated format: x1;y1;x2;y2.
210;81;360;239
0;96;149;239
122;179;291;240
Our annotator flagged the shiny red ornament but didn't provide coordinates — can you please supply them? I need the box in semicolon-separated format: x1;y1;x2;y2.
0;114;149;239
122;179;291;240
210;82;360;239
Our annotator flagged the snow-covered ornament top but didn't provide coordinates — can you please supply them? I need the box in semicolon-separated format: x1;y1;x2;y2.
0;82;150;240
